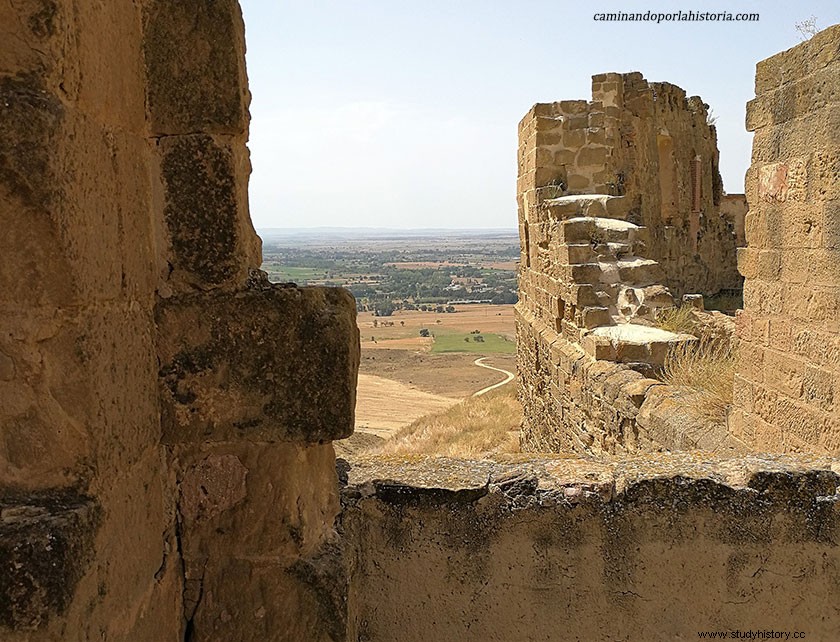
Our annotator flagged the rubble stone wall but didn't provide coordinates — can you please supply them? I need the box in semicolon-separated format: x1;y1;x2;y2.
731;25;840;455
516;309;745;455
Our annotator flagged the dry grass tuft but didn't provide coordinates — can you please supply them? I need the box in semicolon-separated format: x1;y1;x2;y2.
373;386;521;457
662;336;735;422
655;305;699;335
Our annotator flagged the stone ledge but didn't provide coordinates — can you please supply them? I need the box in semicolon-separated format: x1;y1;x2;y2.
341;453;840;506
340;453;840;641
156;284;360;444
0;490;100;631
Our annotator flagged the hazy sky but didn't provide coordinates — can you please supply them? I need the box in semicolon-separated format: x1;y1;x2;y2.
239;1;839;230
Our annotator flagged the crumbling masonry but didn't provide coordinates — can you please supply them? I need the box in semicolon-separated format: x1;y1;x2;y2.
515;29;840;457
516;72;745;454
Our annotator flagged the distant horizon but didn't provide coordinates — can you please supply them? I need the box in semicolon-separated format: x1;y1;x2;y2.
257;225;519;232
257;226;520;240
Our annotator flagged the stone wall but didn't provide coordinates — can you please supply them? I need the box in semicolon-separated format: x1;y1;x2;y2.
0;2;358;640
516;73;742;455
3;4;838;639
1;1;179;636
730;25;840;455
721;194;749;247
341;454;840;641
517;73;741;304
516;309;745;455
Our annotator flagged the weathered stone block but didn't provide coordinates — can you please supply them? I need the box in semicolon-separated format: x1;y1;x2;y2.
727;408;754;445
143;0;248;135
823;199;840;249
753;385;779;425
158;134;258;290
768;319;793;352
757;250;781;280
802;365;835;411
775;396;823;445
580;307;611;329
156;285;360;443
813;150;840;200
581;334;614;360
780;249;809;283
576;146;607;167
764;349;806;398
0;490;99;630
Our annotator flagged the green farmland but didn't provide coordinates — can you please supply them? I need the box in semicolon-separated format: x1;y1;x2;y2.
431;332;516;354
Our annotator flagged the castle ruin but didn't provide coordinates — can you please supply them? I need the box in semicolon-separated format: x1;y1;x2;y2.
515;71;747;454
515;32;840;460
2;4;839;640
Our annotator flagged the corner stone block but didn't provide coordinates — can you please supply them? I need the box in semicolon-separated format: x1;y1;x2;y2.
0;490;100;630
143;0;247;135
156;285;360;443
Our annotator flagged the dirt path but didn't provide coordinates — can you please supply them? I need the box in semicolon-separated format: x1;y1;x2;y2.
472;357;515;396
346;355;516;452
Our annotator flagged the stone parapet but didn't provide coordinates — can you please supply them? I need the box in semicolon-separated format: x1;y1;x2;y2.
515;307;743;455
340;453;840;641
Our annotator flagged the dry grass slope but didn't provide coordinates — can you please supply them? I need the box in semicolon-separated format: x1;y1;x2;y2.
373;385;521;457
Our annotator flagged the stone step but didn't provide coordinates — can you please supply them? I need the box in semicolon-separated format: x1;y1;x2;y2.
558;240;642;265
579;306;612;329
543;194;632;221
603;241;633;257
560;216;645;245
555;243;594;265
595;257;665;288
581;324;696;368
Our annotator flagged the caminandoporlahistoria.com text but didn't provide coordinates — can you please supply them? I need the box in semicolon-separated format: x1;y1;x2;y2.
594;11;759;23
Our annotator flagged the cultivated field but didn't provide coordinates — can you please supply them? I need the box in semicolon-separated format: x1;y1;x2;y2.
360;304;515;352
346;304;519;449
353;374;459;438
261;232;523;456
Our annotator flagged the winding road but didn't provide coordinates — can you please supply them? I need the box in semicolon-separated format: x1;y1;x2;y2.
472;357;515;396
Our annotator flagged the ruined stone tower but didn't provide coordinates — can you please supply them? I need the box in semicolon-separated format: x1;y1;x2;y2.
515;31;840;458
515;73;744;453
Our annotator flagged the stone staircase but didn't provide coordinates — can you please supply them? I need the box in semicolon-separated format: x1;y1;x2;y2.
543;194;694;369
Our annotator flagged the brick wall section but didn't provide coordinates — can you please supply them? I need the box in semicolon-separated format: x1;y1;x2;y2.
730;25;840;454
